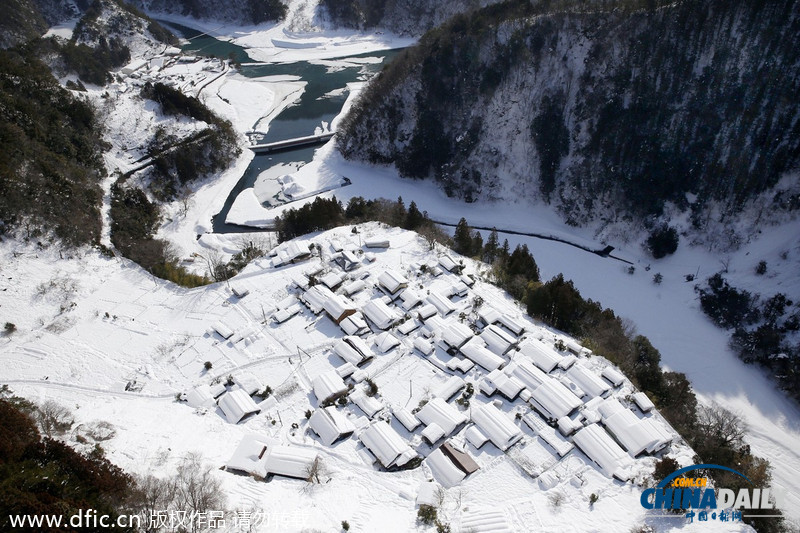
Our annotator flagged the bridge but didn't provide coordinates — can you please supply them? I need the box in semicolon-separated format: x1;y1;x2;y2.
249;131;336;154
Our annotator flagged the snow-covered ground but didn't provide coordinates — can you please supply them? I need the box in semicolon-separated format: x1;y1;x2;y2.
0;226;752;533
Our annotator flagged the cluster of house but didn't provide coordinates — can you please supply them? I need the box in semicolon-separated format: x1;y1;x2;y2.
184;233;674;490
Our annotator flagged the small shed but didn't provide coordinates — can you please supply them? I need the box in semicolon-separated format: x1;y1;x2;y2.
312;371;348;404
632;392;655;413
263;445;319;480
414;337;435;356
374;331;401;353
377;270;409;295
212;321;235;340
394;407;421;432
438;255;463;274
364;238;390;249
601;366;626;387
225;433;268;477
218;389;261;424
309;407;356;445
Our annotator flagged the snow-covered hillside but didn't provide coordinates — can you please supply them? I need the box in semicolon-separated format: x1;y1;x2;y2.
0;225;751;532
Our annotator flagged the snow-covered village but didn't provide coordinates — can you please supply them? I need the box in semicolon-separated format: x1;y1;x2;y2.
1;1;799;532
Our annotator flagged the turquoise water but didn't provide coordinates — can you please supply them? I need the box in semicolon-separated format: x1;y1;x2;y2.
160;20;399;232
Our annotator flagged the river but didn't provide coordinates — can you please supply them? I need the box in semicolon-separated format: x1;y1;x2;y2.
160;21;400;233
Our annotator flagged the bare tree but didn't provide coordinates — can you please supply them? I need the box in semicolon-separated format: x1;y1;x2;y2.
36;400;74;437
696;403;746;450
174;453;226;531
132;474;178;533
305;456;327;484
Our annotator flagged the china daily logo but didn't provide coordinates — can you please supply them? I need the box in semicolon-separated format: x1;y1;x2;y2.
640;464;783;523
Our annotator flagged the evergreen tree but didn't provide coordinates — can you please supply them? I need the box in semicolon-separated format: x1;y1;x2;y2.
404;200;424;230
472;231;484;258
484;228;500;263
453;218;473;255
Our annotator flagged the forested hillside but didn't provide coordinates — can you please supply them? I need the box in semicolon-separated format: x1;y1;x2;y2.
128;0;287;24
339;0;800;247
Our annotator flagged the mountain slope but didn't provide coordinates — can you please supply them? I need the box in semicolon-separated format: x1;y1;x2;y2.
338;0;800;245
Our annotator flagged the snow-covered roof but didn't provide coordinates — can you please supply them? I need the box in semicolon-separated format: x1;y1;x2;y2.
393;407;421;432
566;339;588;355
340;313;369;336
263;444;318;480
225;433;268;476
416;481;442;506
377;270;408;294
446;357;474;373
632;392;655;413
309;406;356;445
601;366;626;387
425;448;466;488
360;422;416;469
302;285;336;314
519;339;562;373
363;299;401;330
478;306;501;326
447;281;469;298
336;362;357;378
480;324;518;355
319;271;346;290
343;279;366;296
334;338;372;366
185;384;215;409
460;337;505;371
572;424;632;480
399;289;424;311
322;293;357;324
522;414;574;457
470;403;522;451
212;321;235;340
364;238;390;248
422;422;446;444
441;322;474;349
528;378;583;421
230;282;250;298
312;371;348;403
218;389;261;424
334;250;361;271
350;389;384;417
480;369;525;400
433;375;465;400
417;303;438;321
567;364;612;398
416;398;468;435
465;425;490;448
427;292;456;316
438;255;462;273
374;331;400;353
233;373;263;396
598;399;671;455
271;241;311;267
397;318;421;335
557;416;583;436
273;303;302;323
413;337;434;356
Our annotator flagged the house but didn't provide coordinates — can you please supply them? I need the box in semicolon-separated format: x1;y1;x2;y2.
333;337;373;366
427;292;456;316
528;378;583;422
601;366;626;387
572;424;633;481
519;339;562;373
363;299;401;330
212;321;235;340
566;339;589;355
479;369;525;400
271;241;312;267
399;289;424;311
225;433;269;477
350;389;384;417
597;399;672;455
433;375;465;401
273;303;302;324
301;285;337;314
334;250;361;271
397;318;422;335
184;384;215;409
322;293;358;324
319;271;346;291
632;392;655;413
262;444;319;480
312;371;348;404
417;303;438;321
413;337;435;356
393;407;421;432
230;283;250;298
359;423;417;469
479;325;518;355
460;337;505;371
446;357;474;373
438;255;463;274
309;407;356;445
218;389;261;424
424;448;465;488
340;313;369;336
441;322;473;350
440;441;480;474
465;425;490;449
233;373;263;396
416;398;468;437
470;403;523;451
446;281;470;299
377;270;408;295
567;364;612;398
342;279;367;296
364;238;390;249
374;331;400;353
497;314;526;336
522;414;574;457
